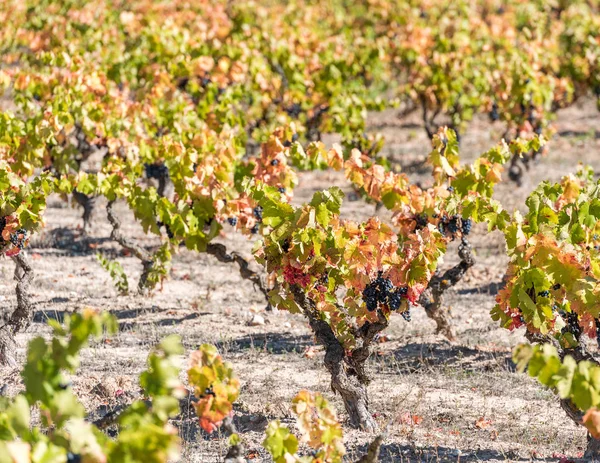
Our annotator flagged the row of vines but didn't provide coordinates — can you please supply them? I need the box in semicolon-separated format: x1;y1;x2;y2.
2;0;600;461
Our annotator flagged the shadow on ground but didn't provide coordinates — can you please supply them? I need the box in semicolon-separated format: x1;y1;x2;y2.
377;341;514;374
349;441;534;462
215;331;314;355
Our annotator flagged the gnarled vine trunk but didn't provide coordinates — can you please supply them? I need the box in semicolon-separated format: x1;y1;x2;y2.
222;416;246;463
72;191;97;232
508;146;542;187
106;200;154;292
206;243;270;309
0;253;34;367
585;434;600;460
290;285;387;431
418;238;474;341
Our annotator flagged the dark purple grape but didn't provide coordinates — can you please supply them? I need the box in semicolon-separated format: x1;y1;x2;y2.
447;216;459;234
489;102;499;122
401;308;411;322
415;213;428;230
461;218;472;236
144;163;169;180
253;206;263;222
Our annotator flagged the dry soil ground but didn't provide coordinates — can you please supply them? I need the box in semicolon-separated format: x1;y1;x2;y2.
2;100;600;462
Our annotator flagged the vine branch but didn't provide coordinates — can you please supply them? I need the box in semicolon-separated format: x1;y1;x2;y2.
106;200;154;292
418;238;475;341
0;252;35;366
290;284;378;431
206;243;270;307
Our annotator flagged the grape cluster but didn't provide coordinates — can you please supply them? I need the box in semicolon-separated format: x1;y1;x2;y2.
10;229;28;249
285;103;302;118
66;453;81;463
489;102;499;122
388;286;408;310
489;109;500;122
438;215;470;240
227;217;238;227
552;283;561;290
278;187;286;194
561;311;582;339
281;239;291;253
270;159;279;166
250;224;260;234
596;319;600;349
447;216;459;234
253;206;263;222
537;290;550;298
362;272;408;312
461;218;472;236
0;216;5;239
144;162;169;180
438;215;455;237
177;77;189;90
414;213;429;230
203;385;216;397
401;308;411;322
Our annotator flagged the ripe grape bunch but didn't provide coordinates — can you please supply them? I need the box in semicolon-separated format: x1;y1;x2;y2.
414;213;429;231
253;205;263;222
489;102;500;122
438;215;471;239
561;311;582;339
10;229;28;250
202;385;216;398
251;205;263;234
144;162;169;180
362;271;409;317
461;218;472;236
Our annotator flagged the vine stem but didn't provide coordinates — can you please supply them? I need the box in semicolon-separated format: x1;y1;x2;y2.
0;252;35;367
355;419;391;463
206;243;270;308
418;238;474;341
72;191;97;232
289;284;387;431
222;416;246;463
106;200;154;292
